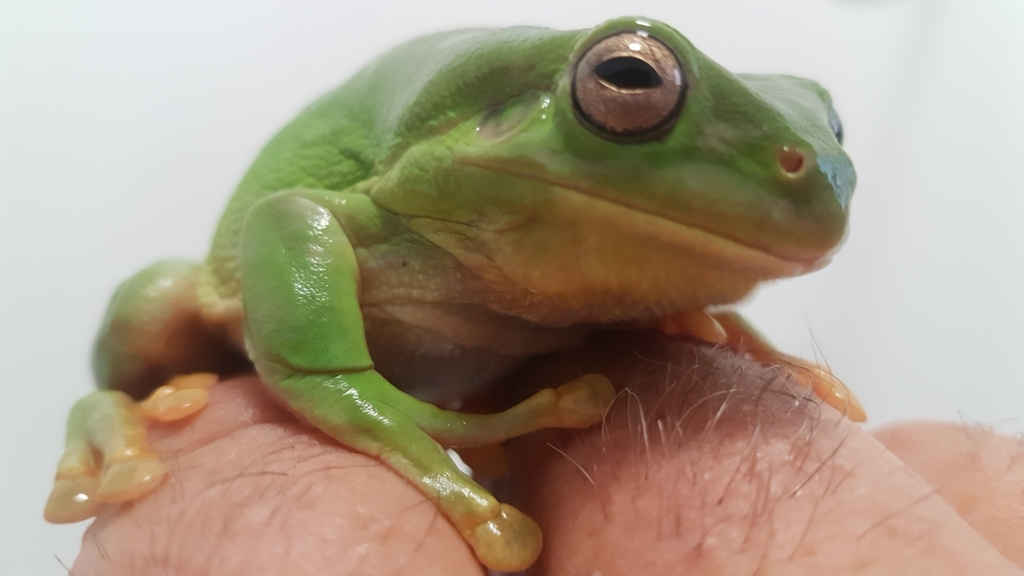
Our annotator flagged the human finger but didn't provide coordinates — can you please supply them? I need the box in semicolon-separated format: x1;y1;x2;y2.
503;331;1022;575
875;421;1024;566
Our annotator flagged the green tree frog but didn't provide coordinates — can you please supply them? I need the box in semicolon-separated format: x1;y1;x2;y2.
45;16;859;571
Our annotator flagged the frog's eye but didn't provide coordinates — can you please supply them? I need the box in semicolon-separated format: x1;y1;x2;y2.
829;108;844;145
572;32;686;143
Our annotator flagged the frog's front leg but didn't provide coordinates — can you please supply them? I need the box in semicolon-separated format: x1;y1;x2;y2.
240;191;613;572
661;309;866;422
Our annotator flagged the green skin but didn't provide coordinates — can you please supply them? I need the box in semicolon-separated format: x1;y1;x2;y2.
67;16;853;571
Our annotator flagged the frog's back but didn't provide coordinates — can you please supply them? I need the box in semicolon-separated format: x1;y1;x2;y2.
204;26;583;303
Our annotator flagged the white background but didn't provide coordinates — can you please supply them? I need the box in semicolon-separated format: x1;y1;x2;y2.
2;0;1022;572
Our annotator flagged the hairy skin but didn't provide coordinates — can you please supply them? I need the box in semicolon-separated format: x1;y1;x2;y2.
73;379;481;576
874;421;1024;567
71;332;1024;575
504;332;1024;574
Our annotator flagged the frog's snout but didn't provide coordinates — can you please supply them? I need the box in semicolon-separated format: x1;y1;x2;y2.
777;146;807;177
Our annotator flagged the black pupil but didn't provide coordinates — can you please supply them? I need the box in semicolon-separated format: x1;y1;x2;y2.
594;57;662;89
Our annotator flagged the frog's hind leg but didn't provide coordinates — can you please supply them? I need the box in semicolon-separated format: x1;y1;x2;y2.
46;390;157;523
92;260;248;400
45;373;218;523
46;260;245;523
661;309;866;422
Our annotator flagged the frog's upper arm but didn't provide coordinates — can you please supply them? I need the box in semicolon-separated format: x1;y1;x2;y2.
239;190;374;374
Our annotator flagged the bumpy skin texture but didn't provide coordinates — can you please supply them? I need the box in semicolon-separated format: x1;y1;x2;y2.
51;16;855;572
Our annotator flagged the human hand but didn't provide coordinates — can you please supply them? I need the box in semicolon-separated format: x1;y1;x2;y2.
70;332;1024;575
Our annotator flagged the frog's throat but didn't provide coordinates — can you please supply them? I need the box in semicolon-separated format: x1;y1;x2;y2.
457;158;830;278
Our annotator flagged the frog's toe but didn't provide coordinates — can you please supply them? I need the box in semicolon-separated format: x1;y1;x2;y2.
552;373;616;428
784;363;866;422
660;308;728;344
96;456;166;503
46;445;168;525
465;503;542;573
138;372;216;422
44;475;102;524
45;388;179;524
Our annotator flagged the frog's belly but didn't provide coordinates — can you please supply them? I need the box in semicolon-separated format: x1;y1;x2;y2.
363;313;525;404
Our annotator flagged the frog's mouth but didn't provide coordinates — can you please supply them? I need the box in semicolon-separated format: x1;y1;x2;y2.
456;158;831;278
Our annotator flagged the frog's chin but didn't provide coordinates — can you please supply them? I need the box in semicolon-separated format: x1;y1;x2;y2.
398;160;831;324
458;160;832;276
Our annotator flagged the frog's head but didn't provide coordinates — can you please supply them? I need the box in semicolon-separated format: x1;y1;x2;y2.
370;17;855;322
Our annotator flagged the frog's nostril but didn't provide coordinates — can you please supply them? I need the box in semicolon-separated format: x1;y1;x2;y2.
777;147;805;176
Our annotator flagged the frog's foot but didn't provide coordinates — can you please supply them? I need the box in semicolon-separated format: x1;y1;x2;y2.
137;372;217;421
543;372;618;428
660;308;728;345
768;357;866;422
462;503;543;572
44;373;217;523
44;390;164;523
312;376;544;571
384;373;612;567
712;312;866;422
660;309;866;422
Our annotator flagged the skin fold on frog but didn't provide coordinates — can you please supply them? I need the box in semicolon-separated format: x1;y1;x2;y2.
45;16;858;572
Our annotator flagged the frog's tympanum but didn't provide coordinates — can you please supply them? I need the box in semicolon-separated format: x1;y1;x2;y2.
46;17;859;571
